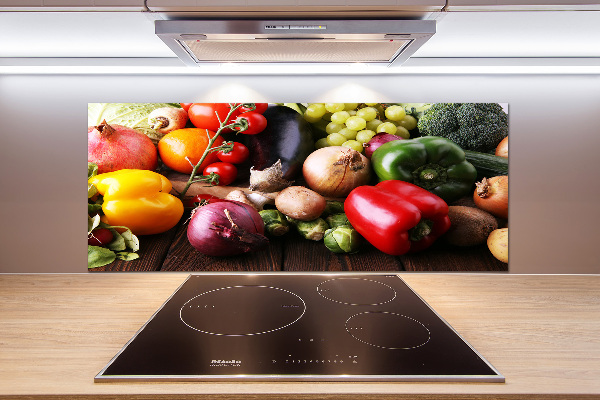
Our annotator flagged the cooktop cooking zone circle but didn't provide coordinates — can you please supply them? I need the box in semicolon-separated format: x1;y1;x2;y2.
346;311;431;350
316;277;397;305
180;285;306;336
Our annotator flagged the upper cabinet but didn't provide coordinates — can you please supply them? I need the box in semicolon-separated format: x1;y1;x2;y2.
0;0;145;9
446;0;600;11
2;0;598;11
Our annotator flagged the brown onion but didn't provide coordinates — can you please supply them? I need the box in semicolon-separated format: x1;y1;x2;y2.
495;136;508;158
187;200;268;256
302;147;371;198
473;176;508;219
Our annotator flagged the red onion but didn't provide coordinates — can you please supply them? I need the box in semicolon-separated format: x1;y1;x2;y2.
363;133;404;159
187;200;269;256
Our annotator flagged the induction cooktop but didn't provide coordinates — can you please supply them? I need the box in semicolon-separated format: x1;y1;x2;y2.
95;274;504;382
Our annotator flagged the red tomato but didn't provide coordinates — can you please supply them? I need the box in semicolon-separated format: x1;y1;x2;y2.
188;103;240;131
203;162;238;186
233;112;267;135
239;103;268;114
88;228;113;246
180;103;193;112
217;142;250;164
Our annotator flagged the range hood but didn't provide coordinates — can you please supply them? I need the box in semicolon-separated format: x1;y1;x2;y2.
155;19;436;67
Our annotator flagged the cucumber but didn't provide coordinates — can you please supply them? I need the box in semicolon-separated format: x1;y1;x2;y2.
464;150;508;179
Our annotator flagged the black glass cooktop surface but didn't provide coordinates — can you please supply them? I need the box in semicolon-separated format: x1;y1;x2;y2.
95;274;504;382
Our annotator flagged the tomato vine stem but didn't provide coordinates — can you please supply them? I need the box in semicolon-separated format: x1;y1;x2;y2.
178;103;249;199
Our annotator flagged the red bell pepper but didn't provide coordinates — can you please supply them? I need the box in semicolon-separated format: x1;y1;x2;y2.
345;180;451;255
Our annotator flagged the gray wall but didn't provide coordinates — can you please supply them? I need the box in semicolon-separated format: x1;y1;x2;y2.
1;72;599;274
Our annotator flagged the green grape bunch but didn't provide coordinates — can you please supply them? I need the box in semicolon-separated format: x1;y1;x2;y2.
303;103;418;154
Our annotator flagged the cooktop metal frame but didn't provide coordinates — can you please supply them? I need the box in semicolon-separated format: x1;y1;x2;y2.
95;272;504;383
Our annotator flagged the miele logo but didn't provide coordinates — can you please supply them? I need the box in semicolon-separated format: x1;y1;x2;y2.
210;359;242;367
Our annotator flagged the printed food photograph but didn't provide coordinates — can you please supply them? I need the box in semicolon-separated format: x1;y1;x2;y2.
87;102;509;272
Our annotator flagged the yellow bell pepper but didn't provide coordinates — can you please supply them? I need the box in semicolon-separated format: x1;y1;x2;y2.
89;169;184;236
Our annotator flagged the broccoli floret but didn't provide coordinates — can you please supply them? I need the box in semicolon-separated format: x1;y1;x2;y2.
416;103;460;136
417;103;508;152
445;130;470;150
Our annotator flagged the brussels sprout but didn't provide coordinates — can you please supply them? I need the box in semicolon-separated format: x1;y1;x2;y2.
324;225;362;253
288;217;330;241
321;200;345;217
259;209;289;236
325;213;351;229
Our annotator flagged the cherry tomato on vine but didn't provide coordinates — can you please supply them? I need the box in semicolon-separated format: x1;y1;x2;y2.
180;103;193;112
203;162;238;186
188;103;240;131
233;112;267;135
217;142;250;164
238;103;268;114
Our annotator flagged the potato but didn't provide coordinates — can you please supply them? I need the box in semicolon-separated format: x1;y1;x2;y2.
275;186;326;221
487;228;508;263
444;206;498;247
450;196;477;208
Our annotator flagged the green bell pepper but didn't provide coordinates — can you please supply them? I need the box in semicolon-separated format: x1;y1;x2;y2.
371;136;477;202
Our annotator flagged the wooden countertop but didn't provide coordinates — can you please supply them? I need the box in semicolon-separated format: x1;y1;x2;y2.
1;273;598;399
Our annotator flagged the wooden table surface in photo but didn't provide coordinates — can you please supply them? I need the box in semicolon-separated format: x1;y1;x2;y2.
89;211;506;272
90;174;507;273
1;273;598;399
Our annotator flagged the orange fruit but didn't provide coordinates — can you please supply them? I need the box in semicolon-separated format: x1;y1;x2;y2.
158;128;224;174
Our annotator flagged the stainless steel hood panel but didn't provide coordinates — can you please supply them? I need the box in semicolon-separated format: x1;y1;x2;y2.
155;19;436;67
147;0;445;19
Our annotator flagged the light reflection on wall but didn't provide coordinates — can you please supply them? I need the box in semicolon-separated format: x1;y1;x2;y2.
315;82;388;103
181;81;388;106
197;83;269;103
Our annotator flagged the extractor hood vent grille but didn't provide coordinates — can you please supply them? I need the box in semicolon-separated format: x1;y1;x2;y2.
156;20;435;67
182;39;411;63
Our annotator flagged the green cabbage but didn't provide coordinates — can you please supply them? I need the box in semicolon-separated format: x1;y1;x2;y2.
396;103;433;119
88;103;181;142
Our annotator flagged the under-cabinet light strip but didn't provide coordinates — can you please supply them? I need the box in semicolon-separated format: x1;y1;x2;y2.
1;58;599;75
1;66;600;75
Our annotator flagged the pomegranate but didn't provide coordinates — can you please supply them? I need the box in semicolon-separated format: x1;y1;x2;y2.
88;120;158;174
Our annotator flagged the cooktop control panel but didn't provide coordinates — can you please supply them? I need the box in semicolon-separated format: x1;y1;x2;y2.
95;274;504;382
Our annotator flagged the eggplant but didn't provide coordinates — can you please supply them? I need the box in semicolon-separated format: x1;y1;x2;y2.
245;105;314;181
